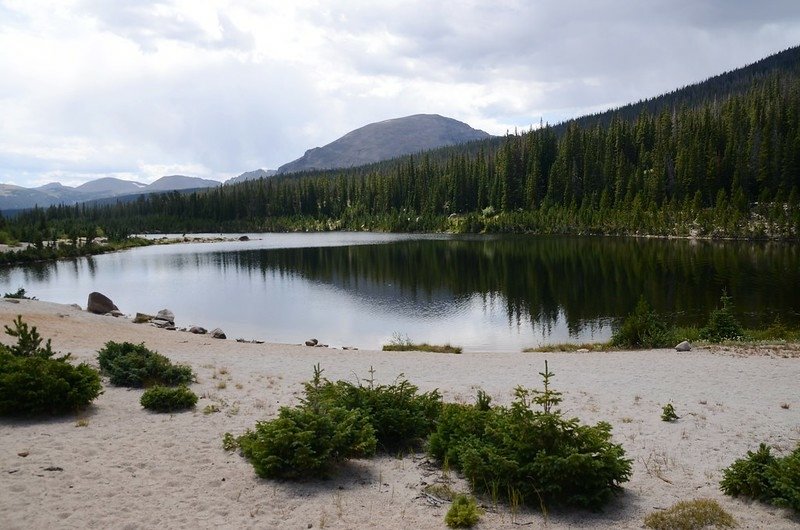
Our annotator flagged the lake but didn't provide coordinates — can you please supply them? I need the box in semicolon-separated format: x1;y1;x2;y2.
0;233;798;352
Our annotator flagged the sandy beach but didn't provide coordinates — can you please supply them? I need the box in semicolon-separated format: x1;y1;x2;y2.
1;298;798;529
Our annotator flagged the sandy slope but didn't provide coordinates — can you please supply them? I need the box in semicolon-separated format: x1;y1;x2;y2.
0;299;798;529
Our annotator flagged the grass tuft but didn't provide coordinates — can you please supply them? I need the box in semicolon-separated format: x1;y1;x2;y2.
382;342;462;353
644;498;735;530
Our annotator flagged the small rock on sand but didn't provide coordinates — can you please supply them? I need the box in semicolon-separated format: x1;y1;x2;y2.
675;340;692;352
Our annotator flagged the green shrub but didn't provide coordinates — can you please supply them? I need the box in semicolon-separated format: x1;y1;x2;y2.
720;443;775;500
699;291;744;343
427;362;632;510
0;317;101;416
445;494;483;528
222;432;237;451
235;366;376;479
3;315;57;358
661;403;679;422
644;498;735;530
140;385;197;412
0;353;102;416
97;341;193;387
721;443;800;511
768;447;800;511
611;297;672;348
309;367;442;451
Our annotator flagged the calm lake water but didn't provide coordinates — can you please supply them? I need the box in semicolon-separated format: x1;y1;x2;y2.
1;233;798;352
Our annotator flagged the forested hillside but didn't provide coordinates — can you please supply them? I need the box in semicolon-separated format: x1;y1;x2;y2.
4;46;800;242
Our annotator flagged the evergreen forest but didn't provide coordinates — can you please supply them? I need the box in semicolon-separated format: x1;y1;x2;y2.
3;46;800;244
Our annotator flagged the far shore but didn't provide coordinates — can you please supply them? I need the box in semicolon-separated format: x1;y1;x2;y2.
1;298;799;529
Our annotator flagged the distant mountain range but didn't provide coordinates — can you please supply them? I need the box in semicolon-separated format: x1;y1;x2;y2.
277;114;492;174
1;113;492;210
0;175;225;211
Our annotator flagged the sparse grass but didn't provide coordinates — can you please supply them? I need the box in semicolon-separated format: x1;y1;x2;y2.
621;417;634;423
382;342;462;353
524;342;607;352
423;482;457;501
75;418;89;427
644;498;735;530
216;381;227;389
641;449;674;484
203;404;221;414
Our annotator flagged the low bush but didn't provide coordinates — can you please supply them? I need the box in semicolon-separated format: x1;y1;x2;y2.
97;341;193;387
0;316;101;416
699;291;744;343
140;385;197;412
427;362;632;510
445;494;483;528
235;366;376;479
309;366;442;451
720;443;800;512
661;403;679;422
644;498;735;530
611;297;672;348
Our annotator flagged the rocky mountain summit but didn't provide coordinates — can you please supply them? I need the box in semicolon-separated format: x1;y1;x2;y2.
277;114;491;174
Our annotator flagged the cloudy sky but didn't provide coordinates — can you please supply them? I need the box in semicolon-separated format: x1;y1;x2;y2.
1;1;799;187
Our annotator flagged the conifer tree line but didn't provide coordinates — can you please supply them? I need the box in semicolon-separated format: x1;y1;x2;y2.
5;48;800;240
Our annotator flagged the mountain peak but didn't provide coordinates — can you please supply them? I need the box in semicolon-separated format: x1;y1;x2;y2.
146;175;221;191
224;169;277;185
278;114;491;174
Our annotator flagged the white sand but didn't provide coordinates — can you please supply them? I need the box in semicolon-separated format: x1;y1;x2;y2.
1;299;798;529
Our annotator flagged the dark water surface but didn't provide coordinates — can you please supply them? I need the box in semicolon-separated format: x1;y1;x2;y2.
1;233;798;352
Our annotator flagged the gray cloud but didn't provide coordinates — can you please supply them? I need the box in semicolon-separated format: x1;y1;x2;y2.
79;0;254;52
1;1;800;186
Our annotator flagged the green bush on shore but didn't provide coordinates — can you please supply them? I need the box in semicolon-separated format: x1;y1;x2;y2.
97;341;193;388
235;365;376;478
0;316;101;416
428;362;632;511
611;296;672;348
721;443;800;512
140;385;198;412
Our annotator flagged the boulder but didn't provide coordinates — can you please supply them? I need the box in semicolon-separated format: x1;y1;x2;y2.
675;340;692;352
87;292;118;315
305;338;319;347
189;326;207;335
210;328;226;339
156;309;175;324
133;313;154;324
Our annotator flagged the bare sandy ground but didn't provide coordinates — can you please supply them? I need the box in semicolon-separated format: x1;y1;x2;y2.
0;299;798;529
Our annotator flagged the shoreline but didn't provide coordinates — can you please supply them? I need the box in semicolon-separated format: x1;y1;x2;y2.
1;298;799;529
